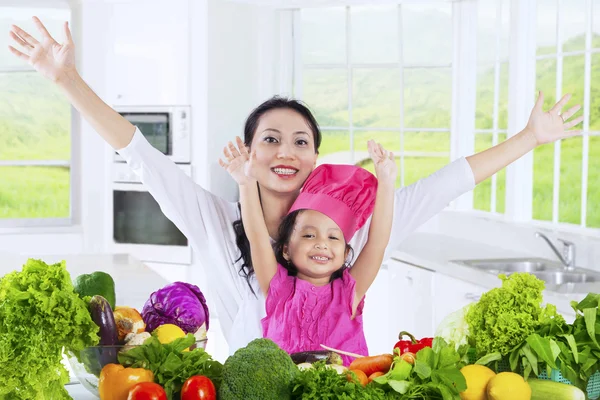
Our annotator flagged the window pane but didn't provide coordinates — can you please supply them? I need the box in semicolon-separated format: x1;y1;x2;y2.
559;137;582;224
403;68;452;128
350;6;398;64
533;144;554;222
301;8;346;64
0;71;71;161
403;156;449;187
559;56;584;224
496;133;507;214
0;166;70;218
353;131;400;153
475;65;494;130
537;0;558;55
402;4;452;65
303;69;348;126
404;131;450;154
595;0;600;47
591;54;600;131
361;156;448;188
536;58;557;111
498;63;509;130
317;130;349;159
352;68;401;128
473;134;492;211
563;56;585;113
562;1;586;52
477;0;498;65
588;135;600;228
0;7;70;70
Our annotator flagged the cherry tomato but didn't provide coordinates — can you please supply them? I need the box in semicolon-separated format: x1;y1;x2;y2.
127;382;167;400
181;376;216;400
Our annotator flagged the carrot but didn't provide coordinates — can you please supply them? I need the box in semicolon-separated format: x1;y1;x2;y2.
348;353;393;376
346;369;368;386
368;371;385;382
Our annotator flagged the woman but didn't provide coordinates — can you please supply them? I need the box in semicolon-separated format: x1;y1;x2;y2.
8;18;583;353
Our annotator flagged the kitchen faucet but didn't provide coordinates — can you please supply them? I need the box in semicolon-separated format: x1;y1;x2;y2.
535;231;576;270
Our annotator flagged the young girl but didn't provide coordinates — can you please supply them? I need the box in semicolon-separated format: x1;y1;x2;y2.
220;138;396;364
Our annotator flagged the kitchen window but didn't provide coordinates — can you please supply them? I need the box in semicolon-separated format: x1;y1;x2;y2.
0;6;74;227
473;0;510;214
532;0;600;229
294;3;453;188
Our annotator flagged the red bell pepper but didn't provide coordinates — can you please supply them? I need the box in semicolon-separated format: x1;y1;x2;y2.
393;331;433;355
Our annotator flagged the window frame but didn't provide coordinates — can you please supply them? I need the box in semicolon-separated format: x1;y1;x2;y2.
0;5;79;229
283;0;600;235
292;2;455;188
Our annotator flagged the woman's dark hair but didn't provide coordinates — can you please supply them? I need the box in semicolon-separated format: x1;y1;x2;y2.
232;96;322;295
273;210;354;282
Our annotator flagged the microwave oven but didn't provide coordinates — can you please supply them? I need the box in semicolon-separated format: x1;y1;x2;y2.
114;105;191;164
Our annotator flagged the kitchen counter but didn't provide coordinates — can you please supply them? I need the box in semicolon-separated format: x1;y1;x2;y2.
0;253;171;310
390;232;591;311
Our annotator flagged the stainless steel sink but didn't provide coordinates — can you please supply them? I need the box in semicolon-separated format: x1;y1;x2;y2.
451;258;564;273
532;271;598;285
450;257;600;292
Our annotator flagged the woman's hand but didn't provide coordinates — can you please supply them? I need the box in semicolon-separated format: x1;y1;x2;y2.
525;91;584;146
367;140;397;185
219;137;257;186
8;17;76;83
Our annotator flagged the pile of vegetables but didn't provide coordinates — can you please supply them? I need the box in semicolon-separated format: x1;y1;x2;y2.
0;259;99;399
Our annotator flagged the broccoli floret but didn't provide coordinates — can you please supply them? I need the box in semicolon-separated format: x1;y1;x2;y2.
219;338;299;400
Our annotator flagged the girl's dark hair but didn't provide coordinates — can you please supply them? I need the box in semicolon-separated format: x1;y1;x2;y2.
273;210;354;282
232;96;322;295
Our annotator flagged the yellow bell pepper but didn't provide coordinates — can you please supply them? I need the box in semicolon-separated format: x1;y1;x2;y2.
98;363;155;400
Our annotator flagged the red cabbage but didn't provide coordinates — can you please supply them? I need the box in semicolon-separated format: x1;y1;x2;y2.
142;281;209;333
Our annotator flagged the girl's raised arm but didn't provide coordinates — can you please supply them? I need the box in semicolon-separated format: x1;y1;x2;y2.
349;141;397;313
219;137;278;296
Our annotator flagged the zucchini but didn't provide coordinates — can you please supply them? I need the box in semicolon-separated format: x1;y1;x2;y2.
528;378;585;400
290;350;343;365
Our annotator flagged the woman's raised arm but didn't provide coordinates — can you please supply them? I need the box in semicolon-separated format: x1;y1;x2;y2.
9;17;134;149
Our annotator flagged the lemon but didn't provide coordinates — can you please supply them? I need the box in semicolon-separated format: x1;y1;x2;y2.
459;364;496;400
487;372;532;400
153;324;186;344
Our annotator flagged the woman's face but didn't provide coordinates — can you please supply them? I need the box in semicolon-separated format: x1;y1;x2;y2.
249;108;318;195
283;210;348;283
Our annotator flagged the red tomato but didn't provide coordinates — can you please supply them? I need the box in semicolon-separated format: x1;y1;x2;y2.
127;382;167;400
181;376;216;400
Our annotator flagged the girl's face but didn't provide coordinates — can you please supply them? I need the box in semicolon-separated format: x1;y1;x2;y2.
283;210;349;284
249;108;318;196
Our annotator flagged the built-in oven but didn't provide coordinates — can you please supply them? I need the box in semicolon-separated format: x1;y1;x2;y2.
115;105;191;164
109;162;193;265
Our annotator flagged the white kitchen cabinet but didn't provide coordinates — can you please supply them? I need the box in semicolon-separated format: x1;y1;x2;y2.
432;273;492;330
106;0;190;106
363;264;396;355
387;259;435;340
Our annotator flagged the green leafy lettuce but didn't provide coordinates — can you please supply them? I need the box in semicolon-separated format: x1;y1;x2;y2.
118;334;223;400
0;259;99;399
466;272;565;356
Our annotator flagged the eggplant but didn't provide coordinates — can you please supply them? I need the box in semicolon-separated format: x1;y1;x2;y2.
89;295;119;345
290;350;343;365
88;295;119;373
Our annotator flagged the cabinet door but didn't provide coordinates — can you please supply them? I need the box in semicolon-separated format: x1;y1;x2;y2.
363;264;393;356
387;259;435;341
107;0;190;106
432;273;490;330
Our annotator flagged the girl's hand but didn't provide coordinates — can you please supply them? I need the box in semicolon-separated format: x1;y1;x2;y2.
8;17;76;83
525;91;584;146
367;140;397;185
218;137;257;185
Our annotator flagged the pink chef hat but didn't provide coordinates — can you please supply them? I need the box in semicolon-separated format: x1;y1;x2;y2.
288;164;378;241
